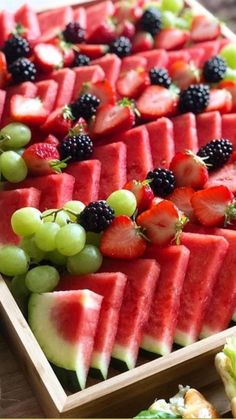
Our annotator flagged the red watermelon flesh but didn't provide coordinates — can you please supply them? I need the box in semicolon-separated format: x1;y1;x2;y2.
0;188;41;245
121;56;147;72
51;69;76;109
0;90;6;125
0;11;15;47
121;126;153;181
29;290;102;390
5;173;75;211
141;245;190;355
196;111;222;148
204;163;236;195
36;80;58;112
101;258;160;369
73;7;87;29
58;272;128;379
92;54;121;86
14;4;41;42
222;114;236;149
146;117;175;169
65;160;101;205
93;142;127;199
173;113;198;153
174;232;229;346
72;66;105;101
193;41;221;66
198;228;236;337
38;7;73;38
86;1;115;40
138;49;169;71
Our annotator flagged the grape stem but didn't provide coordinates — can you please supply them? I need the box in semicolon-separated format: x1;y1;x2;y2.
41;208;79;223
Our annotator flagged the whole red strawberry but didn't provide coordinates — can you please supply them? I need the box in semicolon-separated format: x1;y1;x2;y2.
22;143;67;176
124;179;154;213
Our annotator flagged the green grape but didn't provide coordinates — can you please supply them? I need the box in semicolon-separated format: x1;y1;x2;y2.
25;265;59;293
161;0;184;14
176;16;190;29
0;246;29;276
11;207;42;237
46;249;67;266
11;274;30;299
224;67;236;82
0;151;28;183
63;200;85;221
56;224;86;256
162;11;177;28
35;222;60;252
0;122;31;150
220;44;236;70
20;236;45;262
107;189;137;217
67;245;103;275
42;209;70;226
180;8;194;27
86;232;101;247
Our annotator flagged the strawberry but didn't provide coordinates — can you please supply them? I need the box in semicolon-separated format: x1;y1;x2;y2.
88;20;116;44
41;106;73;137
116;68;149;99
137;199;187;246
219;80;236;112
191;185;235;227
116;20;135;39
114;1;143;23
0;51;8;89
205;89;232;113
155;29;190;51
76;44;108;59
22;142;66;176
34;43;63;72
169;60;201;90
124;179;154;213
170;151;209;190
100;215;147;259
136;85;178;120
131;32;154;54
44;134;60;147
91;100;135;137
80;80;116;106
190;15;221;42
10;95;49;125
61;46;75;68
168;187;195;219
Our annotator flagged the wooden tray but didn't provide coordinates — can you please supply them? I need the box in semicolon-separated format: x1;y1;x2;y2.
1;0;236;417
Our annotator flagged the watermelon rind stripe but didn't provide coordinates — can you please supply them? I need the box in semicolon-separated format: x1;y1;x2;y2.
91;351;109;380
199;325;215;339
112;343;135;370
174;330;195;347
140;335;171;356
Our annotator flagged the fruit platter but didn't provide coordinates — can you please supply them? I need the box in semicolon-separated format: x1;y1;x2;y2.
1;0;236;416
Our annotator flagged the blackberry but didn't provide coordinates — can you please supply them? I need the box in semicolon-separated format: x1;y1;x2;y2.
8;57;37;83
109;36;132;58
197;138;233;171
59;133;93;162
149;67;172;88
72;53;90;67
203;56;227;83
2;34;31;65
78;200;115;233
147;168;176;197
139;8;162;36
62;22;85;43
69;93;100;120
179;84;210;114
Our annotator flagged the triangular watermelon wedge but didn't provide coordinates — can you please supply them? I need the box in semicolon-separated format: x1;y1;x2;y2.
28;290;103;390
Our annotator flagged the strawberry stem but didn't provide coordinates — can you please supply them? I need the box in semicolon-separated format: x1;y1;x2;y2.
175;215;189;245
62;105;75;121
50;157;70;173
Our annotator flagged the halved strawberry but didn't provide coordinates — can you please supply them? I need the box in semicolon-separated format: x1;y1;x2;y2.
131;31;154;54
155;29;190;51
116;68;149;99
191;185;235;227
91;100;135;137
205;89;232;113
116;20;135;39
76;44;109;59
219;80;236;112
22;142;66;176
169;60;200;90
190;15;221;42
137;199;187;246
168;187;195;219
124;179;154;213
41;106;73;137
170;151;209;190
0;51;8;89
10;95;49;125
44;134;60;147
34;43;63;72
80;80;116;106
100;215;147;259
136;85;178;120
87;19;116;44
114;1;143;23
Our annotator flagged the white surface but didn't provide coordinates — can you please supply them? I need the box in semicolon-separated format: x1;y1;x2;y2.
0;0;82;12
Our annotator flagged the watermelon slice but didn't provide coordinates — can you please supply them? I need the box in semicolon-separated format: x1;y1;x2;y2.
199;228;236;337
58;272;127;379
146;117;175;169
38;7;73;39
5;173;75;211
0;11;15;48
101;258;160;369
92;54;121;86
72;66;105;101
121;126;153;181
204;163;236;194
36;80;58;112
28;290;103;390
73;7;87;29
65;160;101;205
14;4;41;42
121;56;147;72
173;113;198;153
222;114;236;149
174;232;229;346
86;1;115;40
141;245;190;355
196;111;222;148
0;188;41;245
93;142;127;199
137;49;169;71
51;69;76;109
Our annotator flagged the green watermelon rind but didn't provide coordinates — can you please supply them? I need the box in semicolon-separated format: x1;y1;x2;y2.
174;329;195;347
112;343;136;370
140;335;171;356
91;350;110;380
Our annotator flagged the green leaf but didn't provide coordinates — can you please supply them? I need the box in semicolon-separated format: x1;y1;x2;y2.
134;410;180;418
